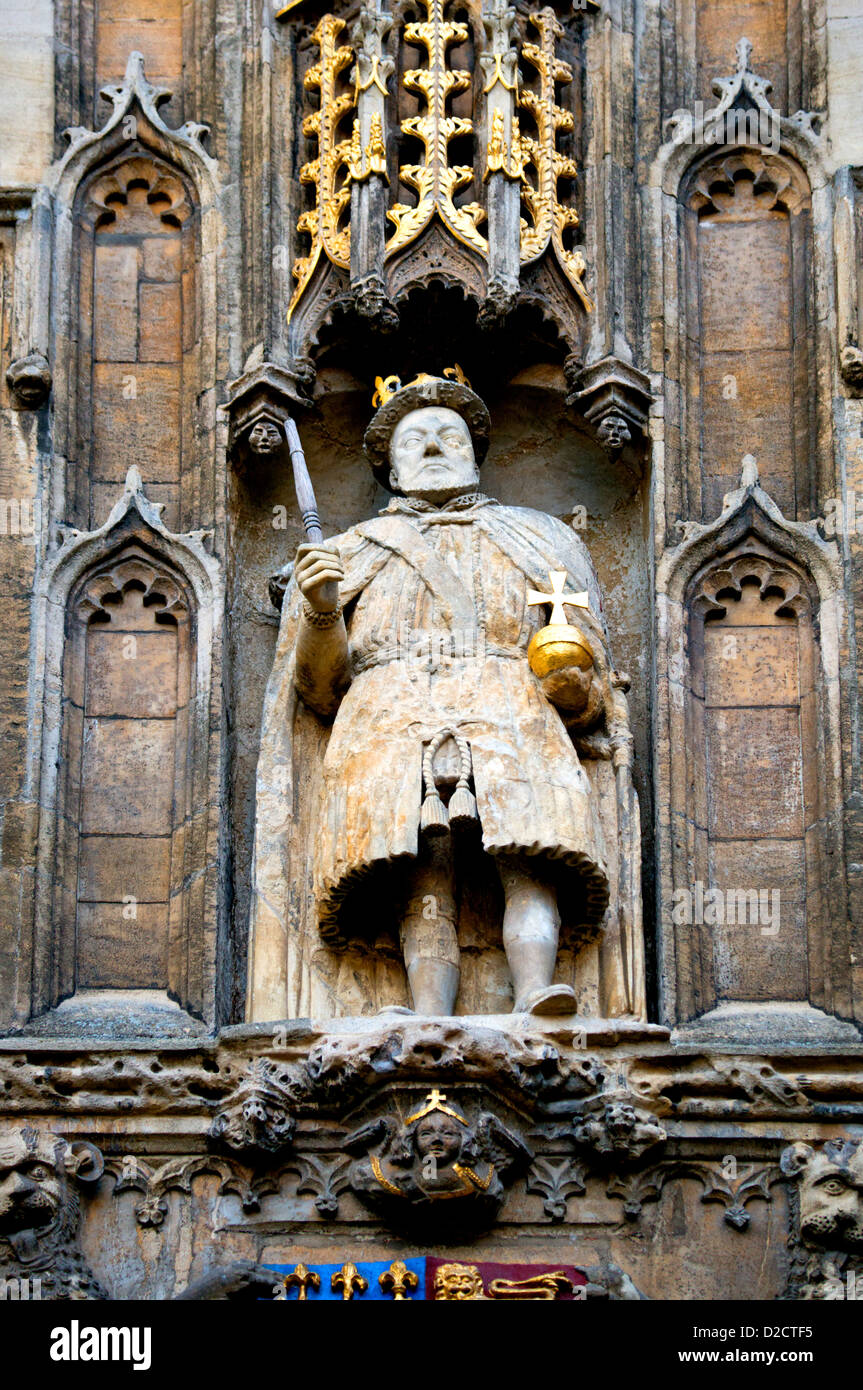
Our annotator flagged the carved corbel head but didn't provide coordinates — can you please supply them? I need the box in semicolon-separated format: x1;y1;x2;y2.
840;344;863;393
224;359;314;466
208;1060;298;1162
6;352;52;409
570;1090;667;1168
566;355;654;456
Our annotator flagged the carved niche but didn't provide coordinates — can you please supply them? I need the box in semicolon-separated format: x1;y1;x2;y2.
53;545;202;1010
679;545;831;1016
682;148;813;522
72;152;198;531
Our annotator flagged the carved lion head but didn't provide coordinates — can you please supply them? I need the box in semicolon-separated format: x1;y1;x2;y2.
0;1128;103;1268
781;1140;863;1249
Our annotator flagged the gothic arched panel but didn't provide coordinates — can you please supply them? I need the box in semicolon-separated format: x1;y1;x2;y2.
72;153;198;532
56;545;200;1009
682;150;813;522
685;548;816;1007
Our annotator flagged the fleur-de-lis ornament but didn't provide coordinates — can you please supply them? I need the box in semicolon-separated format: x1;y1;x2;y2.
331;1262;369;1300
379;1260;420;1300
283;1263;321;1300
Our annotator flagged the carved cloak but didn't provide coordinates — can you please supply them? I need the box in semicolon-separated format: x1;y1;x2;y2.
248;495;643;1021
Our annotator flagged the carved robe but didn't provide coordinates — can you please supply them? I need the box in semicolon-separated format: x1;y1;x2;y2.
249;492;640;1020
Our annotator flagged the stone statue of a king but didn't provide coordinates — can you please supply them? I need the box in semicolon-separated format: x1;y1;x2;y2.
248;371;643;1021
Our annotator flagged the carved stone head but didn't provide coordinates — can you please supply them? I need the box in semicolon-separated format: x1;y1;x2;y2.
571;1091;667;1167
5;352;52;408
208;1059;297;1161
363;369;490;489
0;1127;107;1298
596;413;632;451
247;419;285;455
345;1088;531;1232
781;1139;863;1249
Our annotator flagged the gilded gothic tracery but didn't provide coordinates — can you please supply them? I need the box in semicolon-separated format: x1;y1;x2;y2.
284;0;593;335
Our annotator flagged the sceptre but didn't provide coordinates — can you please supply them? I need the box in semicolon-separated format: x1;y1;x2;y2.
284;417;323;544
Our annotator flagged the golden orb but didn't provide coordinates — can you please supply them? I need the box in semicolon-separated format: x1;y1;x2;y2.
527;623;595;679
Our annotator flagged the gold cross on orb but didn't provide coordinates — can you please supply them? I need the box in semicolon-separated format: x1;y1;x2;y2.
527;571;590;628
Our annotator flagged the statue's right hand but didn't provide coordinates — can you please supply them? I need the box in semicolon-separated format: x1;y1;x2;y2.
295;543;344;614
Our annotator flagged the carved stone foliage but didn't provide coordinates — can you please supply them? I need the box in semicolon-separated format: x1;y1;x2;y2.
344;1087;531;1232
525;1156;586;1220
516;7;589;311
108;1153;271;1228
385;0;487;261
208;1059;297;1162
288;15;354;323
298;1021;606;1111
781;1140;863;1299
0;1128;108;1300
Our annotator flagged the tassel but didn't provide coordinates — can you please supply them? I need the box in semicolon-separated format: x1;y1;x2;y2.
448;780;478;828
420;790;449;836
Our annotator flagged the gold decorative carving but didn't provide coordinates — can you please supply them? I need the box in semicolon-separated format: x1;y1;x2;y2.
281;1263;321;1300
287;15;355;323
517;8;591;310
433;1263;487;1299
385;0;488;258
347;112;388;182
432;1262;574;1299
487;1271;574;1299
372;364;470;408
482;51;517;96
331;1263;369;1300
378;1260;420;1300
485;109;528;182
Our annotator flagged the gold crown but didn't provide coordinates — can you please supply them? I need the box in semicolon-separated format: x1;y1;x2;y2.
372;365;471;410
405;1088;469;1127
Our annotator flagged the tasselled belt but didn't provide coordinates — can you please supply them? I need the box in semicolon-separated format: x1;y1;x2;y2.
351;633;523;674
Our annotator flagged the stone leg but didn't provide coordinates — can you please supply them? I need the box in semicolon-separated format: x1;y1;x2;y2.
399;839;460;1014
497;855;577;1015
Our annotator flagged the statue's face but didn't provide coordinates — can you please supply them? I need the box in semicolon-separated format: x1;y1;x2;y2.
389;406;479;499
413;1112;464;1164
